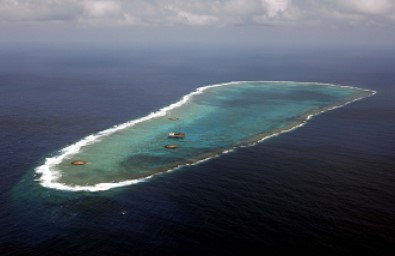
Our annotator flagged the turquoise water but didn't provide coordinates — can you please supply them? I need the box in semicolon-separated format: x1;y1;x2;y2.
36;81;373;191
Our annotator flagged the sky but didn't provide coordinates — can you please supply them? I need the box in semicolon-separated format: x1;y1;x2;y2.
1;0;395;48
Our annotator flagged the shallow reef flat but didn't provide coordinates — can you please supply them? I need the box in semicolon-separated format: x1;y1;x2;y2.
35;81;375;191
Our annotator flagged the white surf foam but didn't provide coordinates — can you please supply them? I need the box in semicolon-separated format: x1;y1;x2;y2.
35;81;375;192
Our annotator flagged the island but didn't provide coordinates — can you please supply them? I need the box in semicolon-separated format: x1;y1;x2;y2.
35;81;375;191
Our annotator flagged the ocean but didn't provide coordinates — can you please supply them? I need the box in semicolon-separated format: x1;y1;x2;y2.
0;44;394;255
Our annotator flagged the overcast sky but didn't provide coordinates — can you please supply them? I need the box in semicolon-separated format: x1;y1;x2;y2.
1;0;395;47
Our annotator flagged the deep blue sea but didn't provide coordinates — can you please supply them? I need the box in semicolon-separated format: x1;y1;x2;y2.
0;44;394;255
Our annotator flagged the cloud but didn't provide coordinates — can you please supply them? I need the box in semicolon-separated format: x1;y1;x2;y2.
253;0;303;25
0;0;82;23
83;1;122;18
262;0;290;18
337;0;394;15
0;0;394;27
172;10;218;26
